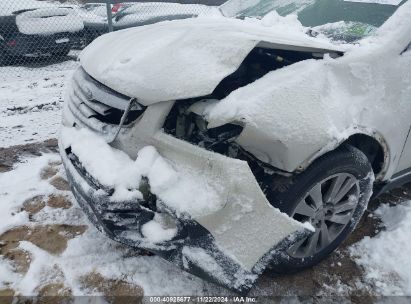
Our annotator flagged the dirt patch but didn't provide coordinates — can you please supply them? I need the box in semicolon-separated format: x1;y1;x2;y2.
26;225;87;255
0;224;88;274
81;272;144;304
0;288;15;304
37;283;72;302
49;176;70;191
46;195;72;209
22;196;46;216
0;139;58;173
21;195;72;218
40;161;60;180
38;283;72;296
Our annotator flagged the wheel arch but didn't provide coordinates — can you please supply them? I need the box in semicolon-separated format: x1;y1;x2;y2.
341;132;388;180
296;129;389;182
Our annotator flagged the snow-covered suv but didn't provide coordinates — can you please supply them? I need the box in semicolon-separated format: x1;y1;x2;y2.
0;0;83;63
59;0;411;293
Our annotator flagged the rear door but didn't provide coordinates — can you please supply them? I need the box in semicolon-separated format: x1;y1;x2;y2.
394;42;411;175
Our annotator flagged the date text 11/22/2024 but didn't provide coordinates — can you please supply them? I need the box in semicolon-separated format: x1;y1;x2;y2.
149;296;257;302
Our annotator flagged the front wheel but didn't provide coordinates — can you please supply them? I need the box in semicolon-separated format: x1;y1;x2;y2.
268;145;374;273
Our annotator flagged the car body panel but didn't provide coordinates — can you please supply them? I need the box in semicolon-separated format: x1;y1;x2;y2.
80;2;411;181
203;2;411;180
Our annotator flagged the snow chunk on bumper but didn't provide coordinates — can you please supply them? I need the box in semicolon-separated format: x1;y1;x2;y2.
61;127;223;217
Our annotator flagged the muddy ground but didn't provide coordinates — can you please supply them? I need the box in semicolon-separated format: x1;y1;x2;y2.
0;139;409;303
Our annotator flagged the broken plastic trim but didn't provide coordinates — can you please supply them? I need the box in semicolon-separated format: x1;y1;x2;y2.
164;101;244;155
107;98;139;143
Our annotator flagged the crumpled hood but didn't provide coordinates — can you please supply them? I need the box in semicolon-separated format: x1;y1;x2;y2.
80;15;343;105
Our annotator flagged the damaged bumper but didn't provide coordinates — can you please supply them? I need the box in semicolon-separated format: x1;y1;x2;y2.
59;68;311;293
59;133;309;293
59;140;256;292
4;32;79;57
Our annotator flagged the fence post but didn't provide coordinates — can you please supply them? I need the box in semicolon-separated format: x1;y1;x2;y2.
106;0;114;32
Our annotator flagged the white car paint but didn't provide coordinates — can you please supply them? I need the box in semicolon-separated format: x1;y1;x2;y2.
80;1;411;181
205;1;411;179
60;0;411;290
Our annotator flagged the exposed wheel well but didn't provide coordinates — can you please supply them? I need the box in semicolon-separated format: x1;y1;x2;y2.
342;134;385;176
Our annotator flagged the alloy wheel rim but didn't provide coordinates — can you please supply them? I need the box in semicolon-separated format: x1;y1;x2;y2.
287;173;360;259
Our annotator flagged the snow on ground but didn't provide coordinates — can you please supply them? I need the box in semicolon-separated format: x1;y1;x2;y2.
350;202;411;295
0;59;78;148
0;153;215;296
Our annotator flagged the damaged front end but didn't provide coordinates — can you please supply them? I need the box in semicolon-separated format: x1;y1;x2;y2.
60;63;314;293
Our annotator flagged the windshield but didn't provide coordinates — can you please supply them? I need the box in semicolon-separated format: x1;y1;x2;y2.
220;0;408;42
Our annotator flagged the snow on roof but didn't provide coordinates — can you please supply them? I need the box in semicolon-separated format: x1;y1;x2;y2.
114;2;216;27
0;0;57;17
16;8;84;36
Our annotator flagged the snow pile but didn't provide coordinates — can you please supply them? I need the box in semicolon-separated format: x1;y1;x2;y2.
0;0;55;16
62;127;146;202
16;8;84;36
204;58;334;139
80;13;340;105
61;127;223;217
350;202;411;295
141;214;177;244
0;154;212;295
115;2;216;27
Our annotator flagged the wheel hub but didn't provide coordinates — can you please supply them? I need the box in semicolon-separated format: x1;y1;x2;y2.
287;173;360;259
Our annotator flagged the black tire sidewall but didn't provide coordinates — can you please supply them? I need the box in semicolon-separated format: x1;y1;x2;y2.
269;145;374;273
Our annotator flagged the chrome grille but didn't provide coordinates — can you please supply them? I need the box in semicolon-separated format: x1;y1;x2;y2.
66;67;145;134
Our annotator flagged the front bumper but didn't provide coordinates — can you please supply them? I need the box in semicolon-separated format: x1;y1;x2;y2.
60;68;311;293
4;32;80;57
60;139;263;293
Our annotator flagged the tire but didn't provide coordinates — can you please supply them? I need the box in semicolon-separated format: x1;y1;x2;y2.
267;145;374;274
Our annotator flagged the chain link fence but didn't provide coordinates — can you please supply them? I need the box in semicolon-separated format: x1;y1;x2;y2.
0;0;225;71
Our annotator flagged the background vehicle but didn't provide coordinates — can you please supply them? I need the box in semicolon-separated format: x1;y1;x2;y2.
0;0;84;65
81;1;217;44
